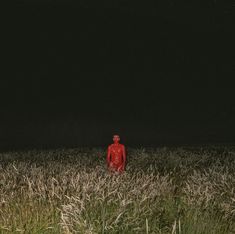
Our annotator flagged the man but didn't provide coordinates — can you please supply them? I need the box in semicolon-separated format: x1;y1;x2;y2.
107;135;126;173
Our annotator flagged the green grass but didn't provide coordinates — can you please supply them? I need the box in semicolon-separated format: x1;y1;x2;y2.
1;146;235;233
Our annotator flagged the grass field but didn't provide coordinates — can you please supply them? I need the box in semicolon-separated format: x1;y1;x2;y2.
1;146;235;233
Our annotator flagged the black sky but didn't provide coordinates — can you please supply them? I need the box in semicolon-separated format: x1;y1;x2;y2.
1;0;234;149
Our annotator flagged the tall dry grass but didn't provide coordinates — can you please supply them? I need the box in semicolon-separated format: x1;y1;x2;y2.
0;146;235;233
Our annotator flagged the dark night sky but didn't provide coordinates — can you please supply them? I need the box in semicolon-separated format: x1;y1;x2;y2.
1;0;234;149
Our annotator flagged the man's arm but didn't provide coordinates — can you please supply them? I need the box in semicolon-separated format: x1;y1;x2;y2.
122;145;126;170
107;146;111;168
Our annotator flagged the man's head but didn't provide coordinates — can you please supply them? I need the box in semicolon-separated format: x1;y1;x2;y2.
113;135;120;143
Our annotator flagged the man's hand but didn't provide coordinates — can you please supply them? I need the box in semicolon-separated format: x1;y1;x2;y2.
118;164;125;172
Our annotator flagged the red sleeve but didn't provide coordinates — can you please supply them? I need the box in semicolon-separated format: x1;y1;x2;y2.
107;145;111;165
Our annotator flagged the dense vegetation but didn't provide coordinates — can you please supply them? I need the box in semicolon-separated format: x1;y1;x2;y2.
1;146;235;233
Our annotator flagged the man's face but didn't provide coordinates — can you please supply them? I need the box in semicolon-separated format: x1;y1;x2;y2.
113;135;120;143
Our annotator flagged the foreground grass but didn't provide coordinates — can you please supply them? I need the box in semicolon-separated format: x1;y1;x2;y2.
0;146;235;233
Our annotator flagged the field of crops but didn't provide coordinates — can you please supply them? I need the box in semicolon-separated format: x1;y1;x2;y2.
1;146;235;233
